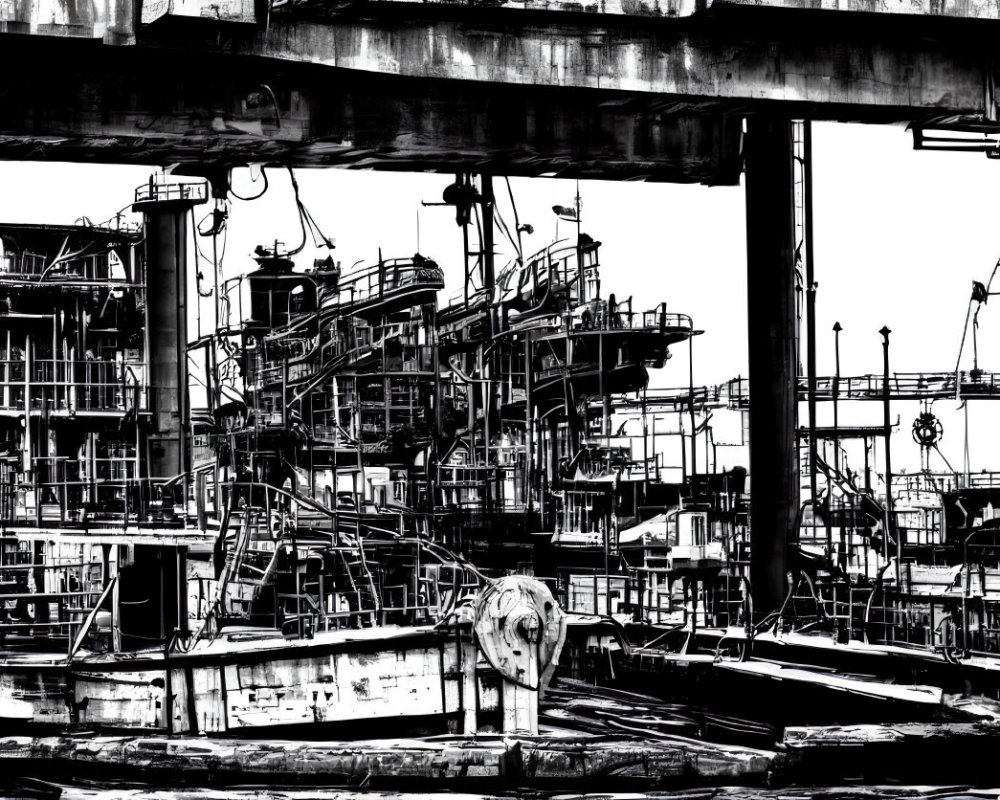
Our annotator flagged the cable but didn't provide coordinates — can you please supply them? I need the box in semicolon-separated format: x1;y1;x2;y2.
229;165;269;202
190;208;215;300
493;206;520;262
285;167;335;255
505;176;521;243
955;253;1000;392
197;203;228;237
471;202;484;294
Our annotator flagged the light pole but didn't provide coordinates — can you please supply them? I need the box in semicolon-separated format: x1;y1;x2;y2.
833;321;843;568
880;325;900;587
832;322;842;476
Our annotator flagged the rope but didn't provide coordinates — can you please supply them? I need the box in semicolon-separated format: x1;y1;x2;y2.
229;164;269;202
955;252;1000;397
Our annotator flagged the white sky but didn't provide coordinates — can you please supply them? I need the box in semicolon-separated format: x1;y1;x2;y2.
1;120;998;477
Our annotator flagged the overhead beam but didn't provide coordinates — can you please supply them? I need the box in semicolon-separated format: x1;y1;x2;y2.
241;8;987;113
0;36;743;181
0;4;991;174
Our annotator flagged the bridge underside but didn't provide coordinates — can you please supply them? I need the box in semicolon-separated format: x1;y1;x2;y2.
0;36;741;183
0;6;990;182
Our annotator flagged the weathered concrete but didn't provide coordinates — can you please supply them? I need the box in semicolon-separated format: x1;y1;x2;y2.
0;0;993;176
245;12;985;111
0;36;743;182
714;0;1000;18
9;0;1000;45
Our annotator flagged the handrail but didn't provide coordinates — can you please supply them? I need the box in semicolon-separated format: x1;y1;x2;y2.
134;180;208;205
798;370;1000;400
325;259;444;308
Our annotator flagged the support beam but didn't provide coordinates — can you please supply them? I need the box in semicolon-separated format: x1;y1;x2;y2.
744;115;799;616
0;4;991;176
248;10;986;112
0;38;741;183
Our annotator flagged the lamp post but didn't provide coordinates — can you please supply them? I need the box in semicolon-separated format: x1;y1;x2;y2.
880;325;900;587
832;322;842;475
689;335;696;486
833;321;843;568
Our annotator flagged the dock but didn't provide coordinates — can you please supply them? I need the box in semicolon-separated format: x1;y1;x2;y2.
0;733;774;788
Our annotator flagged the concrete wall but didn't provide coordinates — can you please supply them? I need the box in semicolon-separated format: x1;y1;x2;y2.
0;0;133;42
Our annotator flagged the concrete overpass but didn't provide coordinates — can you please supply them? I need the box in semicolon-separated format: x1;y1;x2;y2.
4;0;996;612
0;0;995;179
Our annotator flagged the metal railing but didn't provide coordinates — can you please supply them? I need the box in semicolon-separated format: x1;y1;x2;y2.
0;359;147;412
0;252;117;282
331;258;444;308
0;252;46;277
134;179;208;205
571;301;694;334
799;371;1000;401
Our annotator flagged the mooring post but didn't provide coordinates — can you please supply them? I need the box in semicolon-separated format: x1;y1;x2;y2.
744;116;799;617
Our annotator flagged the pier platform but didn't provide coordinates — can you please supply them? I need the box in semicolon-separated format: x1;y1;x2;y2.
0;732;772;788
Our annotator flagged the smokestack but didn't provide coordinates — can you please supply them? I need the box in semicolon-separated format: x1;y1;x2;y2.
132;177;208;482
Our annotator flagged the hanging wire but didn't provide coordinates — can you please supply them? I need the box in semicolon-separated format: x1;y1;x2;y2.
493;206;520;262
471;201;485;295
190;208;215;300
964;399;971;481
933;442;956;473
88;202;139;232
196;202;229;238
504;176;523;258
955;253;1000;390
229;165;270;202
285;167;335;255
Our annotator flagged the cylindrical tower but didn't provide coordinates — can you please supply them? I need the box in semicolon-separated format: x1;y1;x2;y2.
132;178;208;483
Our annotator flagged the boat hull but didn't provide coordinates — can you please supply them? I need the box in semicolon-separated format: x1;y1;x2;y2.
0;624;506;737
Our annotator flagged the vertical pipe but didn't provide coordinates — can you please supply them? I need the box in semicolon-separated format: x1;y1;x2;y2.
481;175;496;291
803;121;822;554
481;175;496;508
524;337;533;515
143;208;188;479
133;186;205;491
642;387;649;483
880;326;899;585
3;329;9;409
575;185;585;304
24;334;32;478
833;321;842;564
744;116;799;618
688;335;697;483
176;546;187;636
462;220;470;308
832;322;842;475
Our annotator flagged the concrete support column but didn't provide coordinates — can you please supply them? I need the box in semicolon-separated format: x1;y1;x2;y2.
744;116;799;617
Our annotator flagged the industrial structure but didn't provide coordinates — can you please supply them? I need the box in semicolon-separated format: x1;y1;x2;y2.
5;0;1000;787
